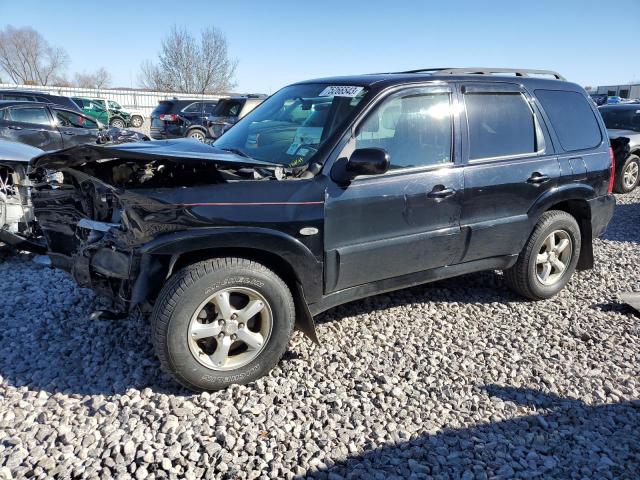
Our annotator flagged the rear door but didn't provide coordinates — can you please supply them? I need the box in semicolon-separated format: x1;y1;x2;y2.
52;108;100;147
458;82;560;262
0;105;63;150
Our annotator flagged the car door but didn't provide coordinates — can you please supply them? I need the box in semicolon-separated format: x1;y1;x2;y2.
52;108;100;147
324;85;465;292
0;105;63;150
458;82;560;263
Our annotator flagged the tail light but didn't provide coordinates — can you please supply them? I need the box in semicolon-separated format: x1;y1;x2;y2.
608;147;615;193
159;114;178;122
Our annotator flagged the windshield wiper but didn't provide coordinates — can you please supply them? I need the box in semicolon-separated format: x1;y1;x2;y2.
219;147;251;158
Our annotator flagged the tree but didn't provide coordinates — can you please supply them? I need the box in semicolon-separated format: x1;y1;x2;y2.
139;25;237;94
74;67;112;89
0;25;69;85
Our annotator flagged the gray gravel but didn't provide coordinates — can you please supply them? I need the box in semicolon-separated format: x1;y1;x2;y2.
1;190;639;479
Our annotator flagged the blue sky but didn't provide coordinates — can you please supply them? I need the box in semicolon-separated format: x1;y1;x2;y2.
1;0;638;93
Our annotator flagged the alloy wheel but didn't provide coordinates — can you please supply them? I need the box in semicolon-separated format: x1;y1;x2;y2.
535;229;573;286
623;160;639;190
187;287;273;371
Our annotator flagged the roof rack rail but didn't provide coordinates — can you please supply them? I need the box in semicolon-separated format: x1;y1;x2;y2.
397;67;566;81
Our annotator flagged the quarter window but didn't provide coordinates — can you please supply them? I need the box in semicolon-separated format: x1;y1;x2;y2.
535;89;602;151
356;92;453;169
7;107;51;126
465;92;537;160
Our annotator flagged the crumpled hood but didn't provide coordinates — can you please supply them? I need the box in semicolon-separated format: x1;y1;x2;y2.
31;138;280;170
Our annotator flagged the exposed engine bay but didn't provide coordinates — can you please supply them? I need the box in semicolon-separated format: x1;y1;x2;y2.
30;140;307;311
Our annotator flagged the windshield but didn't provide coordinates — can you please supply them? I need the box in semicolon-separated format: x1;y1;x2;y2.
600;108;640;132
213;83;369;166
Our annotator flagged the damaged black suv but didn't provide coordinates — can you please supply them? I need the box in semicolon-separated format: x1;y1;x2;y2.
31;68;615;391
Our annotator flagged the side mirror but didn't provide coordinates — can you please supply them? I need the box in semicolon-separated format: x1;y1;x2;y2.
346;148;389;177
332;147;389;184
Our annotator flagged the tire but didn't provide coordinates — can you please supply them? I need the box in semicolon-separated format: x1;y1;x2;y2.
186;129;206;142
130;115;144;128
504;210;581;300
109;117;126;129
151;257;295;391
614;154;640;194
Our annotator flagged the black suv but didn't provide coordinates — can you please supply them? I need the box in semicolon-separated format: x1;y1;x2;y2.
149;99;218;141
31;68;615;391
0;89;82;112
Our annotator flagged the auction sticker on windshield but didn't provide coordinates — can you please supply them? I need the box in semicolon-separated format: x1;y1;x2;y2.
319;86;364;97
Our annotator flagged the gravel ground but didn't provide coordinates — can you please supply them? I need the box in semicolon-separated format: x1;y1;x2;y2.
0;191;639;479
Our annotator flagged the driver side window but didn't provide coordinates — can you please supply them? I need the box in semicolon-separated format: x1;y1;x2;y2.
356;91;453;169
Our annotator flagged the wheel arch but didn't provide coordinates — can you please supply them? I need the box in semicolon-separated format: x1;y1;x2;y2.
135;228;323;343
529;186;594;271
185;126;207;136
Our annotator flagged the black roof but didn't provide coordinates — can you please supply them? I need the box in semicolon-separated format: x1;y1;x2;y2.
0;100;79;109
296;69;583;93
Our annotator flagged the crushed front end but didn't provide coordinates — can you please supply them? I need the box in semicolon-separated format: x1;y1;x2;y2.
30;141;291;310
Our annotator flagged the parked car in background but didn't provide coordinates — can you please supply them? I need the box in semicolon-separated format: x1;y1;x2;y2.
599;104;640;193
72;97;131;128
607;96;622;104
150;99;218;141
0;89;82;112
102;99;145;128
30;68;615;391
205;96;265;140
589;93;607;106
0;101;147;151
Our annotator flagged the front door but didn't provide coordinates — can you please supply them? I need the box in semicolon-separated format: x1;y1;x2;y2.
324;85;464;292
52;108;100;147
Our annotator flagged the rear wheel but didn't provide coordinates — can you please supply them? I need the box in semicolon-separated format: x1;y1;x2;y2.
151;257;295;391
504;210;581;300
614;154;639;194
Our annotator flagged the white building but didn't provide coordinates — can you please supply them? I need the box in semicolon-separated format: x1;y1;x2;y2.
595;84;640;99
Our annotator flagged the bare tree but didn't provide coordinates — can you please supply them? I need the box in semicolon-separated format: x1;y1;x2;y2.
74;67;112;89
139;25;237;93
0;26;69;85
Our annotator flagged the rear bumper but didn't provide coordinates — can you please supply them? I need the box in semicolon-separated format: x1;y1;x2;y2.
588;194;615;238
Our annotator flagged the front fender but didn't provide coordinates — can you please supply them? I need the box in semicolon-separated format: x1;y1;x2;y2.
137;226;324;303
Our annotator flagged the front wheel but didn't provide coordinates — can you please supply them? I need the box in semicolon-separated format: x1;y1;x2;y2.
615;154;639;194
109;118;126;129
151;258;295;391
186;129;206;142
130;115;144;128
504;210;581;300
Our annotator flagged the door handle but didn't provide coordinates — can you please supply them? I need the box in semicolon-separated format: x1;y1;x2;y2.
8;125;22;130
527;173;550;185
427;186;456;199
62;131;75;135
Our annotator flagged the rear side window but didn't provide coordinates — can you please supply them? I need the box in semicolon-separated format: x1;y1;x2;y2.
465;92;536;160
8;107;51;125
152;102;174;115
535;90;602;151
182;102;204;113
